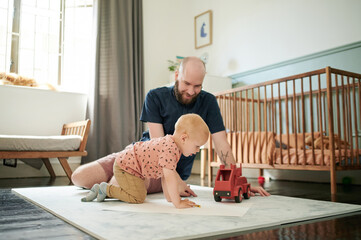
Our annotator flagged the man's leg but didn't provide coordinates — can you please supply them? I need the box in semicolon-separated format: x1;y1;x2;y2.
71;152;118;189
146;178;162;194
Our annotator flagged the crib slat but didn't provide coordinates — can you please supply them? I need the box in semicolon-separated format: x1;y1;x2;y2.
285;82;290;165
239;91;243;163
235;93;239;132
323;92;327;138
264;86;268;164
225;95;229;131
230;93;232;131
271;85;275;165
278;83;283;164
353;78;360;163
341;76;348;166
293;79;299;164
220;96;224;129
225;95;228;130
223;95;227;130
258;87;261;164
230;93;233;131
309;76;315;166
318;74;325;165
335;75;342;161
268;102;272;132
236;93;239;131
272;86;275;133
301;77;306;165
252;89;255;164
345;78;351;157
246;90;249;164
346;77;354;165
233;93;237;132
271;84;276;165
316;87;320;133
358;78;361;165
226;94;229;131
267;91;271;163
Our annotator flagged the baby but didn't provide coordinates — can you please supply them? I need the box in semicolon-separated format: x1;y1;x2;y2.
82;113;209;209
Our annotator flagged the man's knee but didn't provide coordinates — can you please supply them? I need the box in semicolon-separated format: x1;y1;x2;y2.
71;162;108;189
71;166;87;188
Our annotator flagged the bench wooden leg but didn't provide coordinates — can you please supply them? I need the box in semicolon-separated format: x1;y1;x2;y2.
58;157;73;183
42;158;56;178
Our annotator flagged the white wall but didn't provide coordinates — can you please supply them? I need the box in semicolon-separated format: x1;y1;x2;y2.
143;0;361;93
0;85;87;135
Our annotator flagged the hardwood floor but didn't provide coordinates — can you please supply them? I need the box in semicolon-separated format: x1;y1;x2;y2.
0;175;360;240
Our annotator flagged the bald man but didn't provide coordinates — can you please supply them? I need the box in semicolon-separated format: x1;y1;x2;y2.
72;57;270;197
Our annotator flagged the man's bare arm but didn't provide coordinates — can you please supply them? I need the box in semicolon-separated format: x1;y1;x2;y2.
211;130;236;167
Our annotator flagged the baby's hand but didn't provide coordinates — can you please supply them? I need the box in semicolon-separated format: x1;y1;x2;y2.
176;198;197;209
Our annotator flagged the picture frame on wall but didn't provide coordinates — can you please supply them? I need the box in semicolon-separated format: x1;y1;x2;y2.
194;10;212;49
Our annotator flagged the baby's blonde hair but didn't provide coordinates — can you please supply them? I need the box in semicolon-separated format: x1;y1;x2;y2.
174;114;209;144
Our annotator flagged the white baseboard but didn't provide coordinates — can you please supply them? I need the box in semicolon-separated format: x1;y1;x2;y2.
0;157;81;178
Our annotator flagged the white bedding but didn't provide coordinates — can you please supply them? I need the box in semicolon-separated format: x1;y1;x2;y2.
0;135;81;151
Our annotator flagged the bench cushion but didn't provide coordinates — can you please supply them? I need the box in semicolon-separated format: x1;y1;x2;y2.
0;135;82;151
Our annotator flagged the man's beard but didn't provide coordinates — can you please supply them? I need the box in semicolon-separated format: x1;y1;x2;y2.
174;80;199;105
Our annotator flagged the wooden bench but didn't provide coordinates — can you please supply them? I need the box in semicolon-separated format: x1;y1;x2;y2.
0;120;91;182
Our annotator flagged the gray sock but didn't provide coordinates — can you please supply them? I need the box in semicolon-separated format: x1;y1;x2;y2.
81;184;100;202
97;182;108;202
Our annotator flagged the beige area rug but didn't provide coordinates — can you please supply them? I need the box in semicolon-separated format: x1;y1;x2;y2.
13;185;361;240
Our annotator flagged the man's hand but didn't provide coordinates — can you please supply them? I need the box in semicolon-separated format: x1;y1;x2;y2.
250;186;271;197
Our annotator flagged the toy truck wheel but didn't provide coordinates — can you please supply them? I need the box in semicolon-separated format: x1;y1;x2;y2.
243;186;251;199
234;189;242;203
214;195;221;202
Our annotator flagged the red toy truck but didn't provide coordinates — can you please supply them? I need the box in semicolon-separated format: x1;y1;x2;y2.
213;164;251;203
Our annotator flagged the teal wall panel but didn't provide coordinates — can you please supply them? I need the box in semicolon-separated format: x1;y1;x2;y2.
231;41;361;87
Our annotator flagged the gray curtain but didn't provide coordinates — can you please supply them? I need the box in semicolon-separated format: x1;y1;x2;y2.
84;0;144;164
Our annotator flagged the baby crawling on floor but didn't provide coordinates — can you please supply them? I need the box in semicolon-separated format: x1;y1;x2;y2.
81;113;209;209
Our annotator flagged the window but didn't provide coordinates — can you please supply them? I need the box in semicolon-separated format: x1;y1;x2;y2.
0;0;93;93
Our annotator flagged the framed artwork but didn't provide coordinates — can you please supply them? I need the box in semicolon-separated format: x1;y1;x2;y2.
194;10;212;49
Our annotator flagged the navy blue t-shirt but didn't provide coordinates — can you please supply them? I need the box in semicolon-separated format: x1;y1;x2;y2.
140;86;225;180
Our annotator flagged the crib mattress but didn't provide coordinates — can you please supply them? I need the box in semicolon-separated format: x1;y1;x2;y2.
0;135;82;151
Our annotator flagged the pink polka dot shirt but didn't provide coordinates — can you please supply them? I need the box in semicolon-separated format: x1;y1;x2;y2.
115;135;181;179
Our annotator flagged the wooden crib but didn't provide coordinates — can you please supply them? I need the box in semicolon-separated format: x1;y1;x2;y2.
205;67;361;195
